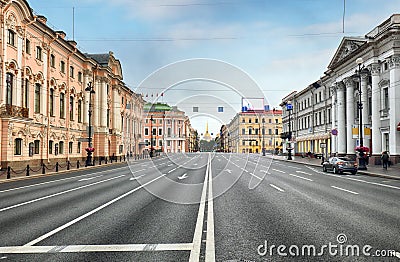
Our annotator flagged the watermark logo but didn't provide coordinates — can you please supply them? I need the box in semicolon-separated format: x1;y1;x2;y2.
257;233;398;258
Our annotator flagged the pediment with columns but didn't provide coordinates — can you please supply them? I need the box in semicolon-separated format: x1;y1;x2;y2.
328;37;367;69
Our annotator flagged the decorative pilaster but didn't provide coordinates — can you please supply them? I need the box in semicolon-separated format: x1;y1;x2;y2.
370;63;381;155
330;85;337;154
388;55;400;156
336;82;346;155
344;77;355;154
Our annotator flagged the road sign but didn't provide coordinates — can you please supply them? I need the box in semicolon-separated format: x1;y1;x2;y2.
78;138;90;142
320;143;326;148
286;104;293;110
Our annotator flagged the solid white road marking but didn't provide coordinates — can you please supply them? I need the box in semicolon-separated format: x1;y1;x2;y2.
342;177;400;190
331;186;359;195
206;155;215;262
0;166;128;194
270;184;284;192
272;169;285;173
0;175;125;212
24;173;167;246
0;243;193;253
296;171;313;176
129;175;145;180
78;175;103;182
189;155;209;262
287;173;313;182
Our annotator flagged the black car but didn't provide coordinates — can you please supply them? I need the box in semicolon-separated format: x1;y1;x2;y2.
322;157;358;174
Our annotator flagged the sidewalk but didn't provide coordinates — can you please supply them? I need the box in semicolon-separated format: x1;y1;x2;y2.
269;154;400;180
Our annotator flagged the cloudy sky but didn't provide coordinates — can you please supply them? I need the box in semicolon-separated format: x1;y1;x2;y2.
28;0;399;135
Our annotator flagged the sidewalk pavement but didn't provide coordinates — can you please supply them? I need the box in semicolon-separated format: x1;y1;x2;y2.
269;154;400;180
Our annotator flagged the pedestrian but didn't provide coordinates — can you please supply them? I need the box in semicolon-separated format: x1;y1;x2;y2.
381;151;389;170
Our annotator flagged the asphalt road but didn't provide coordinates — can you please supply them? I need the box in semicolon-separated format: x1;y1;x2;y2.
0;153;399;261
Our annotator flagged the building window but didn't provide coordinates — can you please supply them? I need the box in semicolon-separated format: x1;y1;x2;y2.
248;128;252;135
145;128;149;136
25;39;31;54
159;140;163;147
383;87;389;110
59;141;64;154
60;93;65;118
49;140;53;154
78;71;82;82
14;138;22;155
69;142;73;154
159;128;162;135
50;54;55;68
242;118;245;123
7;29;15;46
60;61;65;73
49;89;54;116
35;84;41;113
36;46;42;61
34;140;40;154
77;142;81;153
78;100;82;123
29;142;34;156
6;73;13;105
242;128;245;135
255;118;258;123
152;128;156;136
70;66;74;78
119;145;123;154
69;96;74;121
249;118;252;123
168;128;171;136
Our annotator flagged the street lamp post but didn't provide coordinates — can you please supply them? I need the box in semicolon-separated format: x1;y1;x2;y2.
286;101;293;160
85;82;95;166
356;58;367;170
150;115;154;157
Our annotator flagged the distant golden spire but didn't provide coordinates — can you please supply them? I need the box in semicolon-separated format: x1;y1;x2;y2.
203;121;212;142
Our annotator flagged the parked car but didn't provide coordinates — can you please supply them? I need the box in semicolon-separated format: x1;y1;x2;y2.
322;157;358;174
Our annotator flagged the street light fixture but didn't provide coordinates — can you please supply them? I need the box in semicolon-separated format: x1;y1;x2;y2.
356;58;367;170
286;101;293;160
85;82;95;166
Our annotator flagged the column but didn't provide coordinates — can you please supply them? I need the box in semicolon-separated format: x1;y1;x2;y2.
112;86;120;131
82;70;91;124
370;63;381;155
100;80;107;128
330;86;337;154
93;78;100;128
15;34;23;106
336;82;346;155
389;56;400;156
344;77;355;154
360;71;369;148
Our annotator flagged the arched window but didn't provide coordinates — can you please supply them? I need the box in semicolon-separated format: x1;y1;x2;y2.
6;73;13;105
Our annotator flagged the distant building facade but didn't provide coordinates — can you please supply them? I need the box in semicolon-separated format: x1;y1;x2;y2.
227;109;283;154
143;103;194;153
0;0;144;168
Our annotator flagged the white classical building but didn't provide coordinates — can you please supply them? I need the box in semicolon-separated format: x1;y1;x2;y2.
325;14;400;164
282;14;400;165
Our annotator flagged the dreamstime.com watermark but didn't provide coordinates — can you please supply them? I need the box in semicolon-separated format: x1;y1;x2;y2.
257;233;399;258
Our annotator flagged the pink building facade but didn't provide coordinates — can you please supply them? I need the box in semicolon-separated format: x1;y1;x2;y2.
0;0;144;169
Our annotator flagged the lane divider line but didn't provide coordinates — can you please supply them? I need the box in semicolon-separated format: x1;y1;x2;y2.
331;186;359;195
287;173;313;182
0;175;126;213
270;184;285;192
206;154;215;262
23;173;168;247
